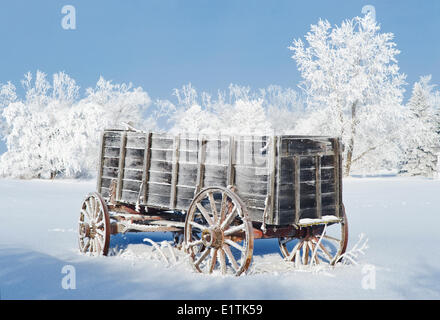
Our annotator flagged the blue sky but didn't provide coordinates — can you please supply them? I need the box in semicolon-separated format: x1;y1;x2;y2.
0;0;439;153
0;0;438;100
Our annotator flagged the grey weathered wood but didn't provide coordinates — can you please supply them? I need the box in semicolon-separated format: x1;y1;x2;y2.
227;136;235;186
315;155;322;218
266;136;277;225
169;135;180;209
98;129;343;222
294;155;300;224
195;138;207;194
141;132;152;204
96;131;106;193
116;133;127;201
333;138;341;218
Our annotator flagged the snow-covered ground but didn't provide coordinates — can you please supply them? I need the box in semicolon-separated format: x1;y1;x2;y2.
0;177;439;299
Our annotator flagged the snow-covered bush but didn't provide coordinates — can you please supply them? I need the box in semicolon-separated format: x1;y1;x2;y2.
0;71;151;178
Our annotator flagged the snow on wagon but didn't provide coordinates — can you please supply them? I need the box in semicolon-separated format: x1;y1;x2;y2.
78;129;349;275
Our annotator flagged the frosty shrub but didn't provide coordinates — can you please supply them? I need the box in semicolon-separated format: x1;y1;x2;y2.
0;71;151;178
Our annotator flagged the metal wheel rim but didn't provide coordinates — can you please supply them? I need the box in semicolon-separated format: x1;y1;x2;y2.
184;187;254;276
78;192;110;256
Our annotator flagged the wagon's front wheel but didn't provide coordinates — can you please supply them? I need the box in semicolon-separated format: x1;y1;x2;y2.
184;187;254;276
278;205;348;266
78;192;111;256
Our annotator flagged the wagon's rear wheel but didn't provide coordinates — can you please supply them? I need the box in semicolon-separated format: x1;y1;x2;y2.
278;205;348;266
78;192;111;256
184;187;254;276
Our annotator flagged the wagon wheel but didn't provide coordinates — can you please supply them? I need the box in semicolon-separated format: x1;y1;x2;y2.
184;187;254;276
278;205;348;266
78;192;111;256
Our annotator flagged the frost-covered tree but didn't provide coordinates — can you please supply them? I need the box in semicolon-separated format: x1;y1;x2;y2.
290;14;407;175
0;72;151;178
166;83;303;135
400;75;440;177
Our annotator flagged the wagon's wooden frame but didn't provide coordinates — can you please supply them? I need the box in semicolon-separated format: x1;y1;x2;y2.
78;129;348;275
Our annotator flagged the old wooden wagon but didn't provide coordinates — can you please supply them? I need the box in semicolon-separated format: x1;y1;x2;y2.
78;129;348;275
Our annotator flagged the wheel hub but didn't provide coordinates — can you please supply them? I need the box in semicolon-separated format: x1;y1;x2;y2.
201;227;224;248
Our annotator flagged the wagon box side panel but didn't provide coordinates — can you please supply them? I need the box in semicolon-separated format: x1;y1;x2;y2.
234;136;270;223
275;136;340;225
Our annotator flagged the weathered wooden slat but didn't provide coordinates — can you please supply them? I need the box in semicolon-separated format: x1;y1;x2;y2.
123;168;143;181
125;148;144;159
170;135;180;209
332;138;341;218
148;182;172;196
299;167;334;182
101;177;113;189
315;155;322;219
195;138;207;194
116;133;127;201
176;185;196;201
102;167;119;179
124;157;144;170
97;131;106;193
294;155;300;224
266;136;276;225
146;194;171;208
227;136;235;187
103;157;119;168
281;138;333;156
103;134;121;148
126;135;147;149
151;149;174;162
179;149;198;163
149;170;172;184
121;189;139;204
235;179;267;195
203;175;227;188
149;160;173;172
122;179;142;192
101;186;110;198
151;136;174;149
103;147;120;158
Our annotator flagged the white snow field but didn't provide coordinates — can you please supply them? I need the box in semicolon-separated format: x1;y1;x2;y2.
0;177;439;299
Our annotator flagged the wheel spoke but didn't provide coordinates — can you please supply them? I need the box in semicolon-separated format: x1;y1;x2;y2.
224;239;244;252
84;202;92;220
223;245;239;271
208;192;218;225
189;221;208;232
219;248;227;275
208;248;218;274
220;206;238;230
195;248;211;267
187;239;203;248
323;234;341;243
287;240;302;261
196;203;214;226
219;192;227;224
223;224;245;236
